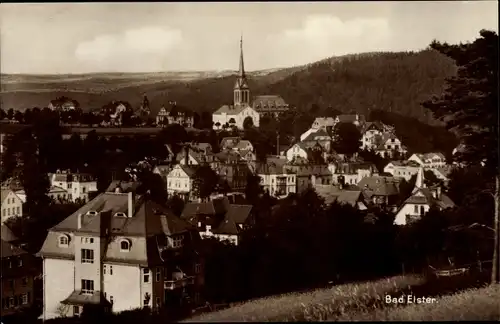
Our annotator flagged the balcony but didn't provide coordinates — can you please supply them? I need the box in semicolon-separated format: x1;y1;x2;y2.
164;276;195;290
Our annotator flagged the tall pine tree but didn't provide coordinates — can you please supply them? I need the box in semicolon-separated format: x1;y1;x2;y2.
422;29;499;284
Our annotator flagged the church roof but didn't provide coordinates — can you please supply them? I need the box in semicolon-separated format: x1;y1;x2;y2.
214;104;250;115
252;95;289;111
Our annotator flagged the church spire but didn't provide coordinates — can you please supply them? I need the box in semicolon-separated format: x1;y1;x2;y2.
238;34;245;79
234;34;250;106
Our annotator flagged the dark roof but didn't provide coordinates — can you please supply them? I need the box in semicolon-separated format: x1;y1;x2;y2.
62;290;111;306
404;187;455;209
105;181;141;193
358;176;402;197
1;239;27;258
336;114;365;123
1;224;19;243
251;95;289;111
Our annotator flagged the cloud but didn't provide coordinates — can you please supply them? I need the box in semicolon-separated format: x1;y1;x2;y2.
74;26;183;70
265;15;392;67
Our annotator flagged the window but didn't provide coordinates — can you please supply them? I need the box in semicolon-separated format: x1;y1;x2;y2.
7;208;10;216
81;249;94;264
21;294;28;305
16;206;20;215
82;187;86;193
110;296;114;304
89;238;94;244
73;305;80;316
195;263;202;274
81;279;94;294
21;277;28;286
103;265;106;274
173;236;184;248
67;183;72;189
59;235;69;247
110;265;113;275
143;269;150;283
120;239;131;251
155;297;161;307
414;205;418;214
420;206;425;215
155;268;161;282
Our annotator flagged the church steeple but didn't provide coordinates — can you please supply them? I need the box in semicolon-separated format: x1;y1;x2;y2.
234;34;250;106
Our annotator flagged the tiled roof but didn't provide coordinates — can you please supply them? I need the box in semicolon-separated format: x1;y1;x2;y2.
214;150;242;163
252;95;288;111
234;140;253;150
39;193;196;265
214;105;249;115
337;114;364;123
220;137;241;149
358;176;402;197
105;181;141;193
403;187;455;209
1;224;19;243
314;185;362;206
1;239;26;258
211;218;240;235
225;204;252;224
179;165;199;178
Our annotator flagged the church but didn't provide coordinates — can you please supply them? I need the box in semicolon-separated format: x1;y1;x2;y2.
212;37;289;130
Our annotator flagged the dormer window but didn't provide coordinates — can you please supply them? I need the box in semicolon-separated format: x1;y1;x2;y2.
114;212;127;218
172;235;184;248
58;234;70;247
86;211;97;216
120;239;131;252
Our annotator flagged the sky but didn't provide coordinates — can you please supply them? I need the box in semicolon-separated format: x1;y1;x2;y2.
1;1;498;74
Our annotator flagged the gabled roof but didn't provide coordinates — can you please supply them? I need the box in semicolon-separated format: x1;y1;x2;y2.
214;105;250;115
176;165;199;178
1;224;19;243
214;149;242;163
314;185;362;206
252;95;288;110
402;187;455;209
1;239;27;258
358;176;402;197
220;137;241;149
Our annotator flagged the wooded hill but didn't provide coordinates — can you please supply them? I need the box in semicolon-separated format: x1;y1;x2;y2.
1;50;456;126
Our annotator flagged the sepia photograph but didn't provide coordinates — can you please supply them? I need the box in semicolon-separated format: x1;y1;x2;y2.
0;1;498;323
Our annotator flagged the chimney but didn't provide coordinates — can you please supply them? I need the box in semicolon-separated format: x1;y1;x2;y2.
128;192;134;218
184;145;189;166
77;213;83;230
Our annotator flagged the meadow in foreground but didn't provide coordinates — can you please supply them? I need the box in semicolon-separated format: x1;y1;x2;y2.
183;275;424;322
337;284;499;321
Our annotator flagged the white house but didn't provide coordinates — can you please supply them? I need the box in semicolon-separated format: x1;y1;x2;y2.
372;133;407;158
1;189;24;223
212;105;260;130
394;167;455;226
166;164;197;198
383;160;421;181
312;117;336;130
257;163;296;199
360;121;390;150
286;143;309;162
37;188;204;319
408;153;447;169
181;198;254;246
49;171;98;203
15;186;69;204
329;162;377;186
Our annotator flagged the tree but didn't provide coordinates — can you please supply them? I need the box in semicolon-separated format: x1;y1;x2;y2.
421;30;498;284
192;165;219;201
13;110;24;123
243;116;254;130
7;108;14;120
245;174;263;204
332;122;362;156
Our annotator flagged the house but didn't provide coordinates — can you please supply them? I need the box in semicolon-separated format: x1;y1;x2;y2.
257;162;296;199
431;166;454;185
212;105;260;130
394;167;455;225
1;238;42;317
251;95;289;117
372;133;407;159
155;102;194;128
286;143;309;161
311;117;336;130
360;121;393;150
383;160;421;181
166;164;198;200
36;189;204;319
108;103;129;126
49;171;98;203
48;98;77;111
408;153;447;169
329;162;378;186
334;114;366;127
1;189;24;223
313;183;367;210
211;150;243;170
237;149;256;164
153;165;173;182
181;197;254;246
284;161;332;193
301;129;332;151
220;137;254;153
217;163;250;192
190;143;213;155
15;186;70;204
357;175;403;212
176;146;215;166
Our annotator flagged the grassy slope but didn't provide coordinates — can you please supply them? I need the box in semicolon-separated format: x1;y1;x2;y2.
0;51;455;126
340;284;500;321
183;275;424;322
